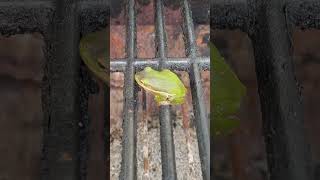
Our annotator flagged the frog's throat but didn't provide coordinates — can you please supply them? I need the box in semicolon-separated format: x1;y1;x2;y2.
135;79;175;98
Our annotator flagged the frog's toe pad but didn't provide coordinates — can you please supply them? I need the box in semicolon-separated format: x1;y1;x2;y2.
157;101;171;106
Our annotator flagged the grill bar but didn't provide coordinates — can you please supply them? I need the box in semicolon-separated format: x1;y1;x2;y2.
155;0;177;179
210;0;320;31
249;0;313;179
41;0;80;180
110;57;210;72
286;0;320;29
0;1;108;36
210;0;248;31
182;0;210;179
103;26;110;180
1;0;318;36
119;0;138;179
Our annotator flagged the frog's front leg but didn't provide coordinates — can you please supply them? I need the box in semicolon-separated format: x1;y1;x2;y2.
154;95;171;106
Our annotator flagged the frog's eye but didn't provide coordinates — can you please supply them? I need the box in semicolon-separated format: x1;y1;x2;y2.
144;67;153;72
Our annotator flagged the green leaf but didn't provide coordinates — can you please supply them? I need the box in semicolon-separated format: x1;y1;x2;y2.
210;42;246;136
79;28;109;84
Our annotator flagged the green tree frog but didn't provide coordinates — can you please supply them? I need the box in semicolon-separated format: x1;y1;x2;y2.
79;28;109;84
135;67;187;105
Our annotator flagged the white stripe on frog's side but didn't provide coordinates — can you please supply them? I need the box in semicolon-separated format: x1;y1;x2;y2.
135;76;176;98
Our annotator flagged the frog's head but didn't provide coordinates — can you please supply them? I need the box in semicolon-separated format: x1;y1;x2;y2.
134;67;157;90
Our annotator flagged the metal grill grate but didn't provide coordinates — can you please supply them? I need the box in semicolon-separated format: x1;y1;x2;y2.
1;0;319;179
110;0;210;179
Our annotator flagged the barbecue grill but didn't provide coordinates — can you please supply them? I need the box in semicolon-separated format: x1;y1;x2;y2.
110;0;210;179
0;0;319;179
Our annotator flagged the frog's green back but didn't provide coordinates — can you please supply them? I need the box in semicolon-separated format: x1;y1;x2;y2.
138;68;186;97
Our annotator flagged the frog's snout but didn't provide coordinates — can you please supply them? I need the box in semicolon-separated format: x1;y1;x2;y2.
144;66;153;72
134;71;144;80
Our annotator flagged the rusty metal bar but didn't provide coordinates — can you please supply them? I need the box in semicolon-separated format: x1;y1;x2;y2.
249;0;314;179
182;0;210;179
41;0;80;180
119;0;138;179
155;0;177;179
110;57;210;72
